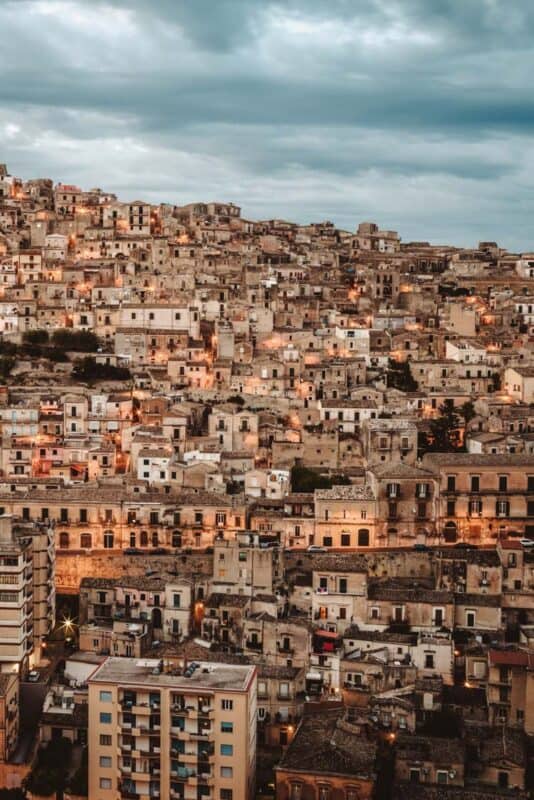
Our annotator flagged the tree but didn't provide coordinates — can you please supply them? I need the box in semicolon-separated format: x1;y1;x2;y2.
22;329;49;345
72;357;131;382
291;466;351;493
68;747;88;796
25;737;72;798
0;356;15;380
387;358;418;392
460;401;476;425
424;403;463;453
52;329;100;352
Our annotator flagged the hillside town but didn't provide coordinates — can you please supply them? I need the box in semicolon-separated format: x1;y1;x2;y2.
0;162;532;799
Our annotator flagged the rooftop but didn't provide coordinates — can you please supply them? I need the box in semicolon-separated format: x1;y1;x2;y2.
88;656;255;693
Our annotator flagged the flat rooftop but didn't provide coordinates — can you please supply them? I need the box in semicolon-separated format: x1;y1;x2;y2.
88;656;255;693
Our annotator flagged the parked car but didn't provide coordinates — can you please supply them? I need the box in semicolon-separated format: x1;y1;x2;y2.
307;545;327;553
124;547;142;555
413;543;429;551
520;538;534;547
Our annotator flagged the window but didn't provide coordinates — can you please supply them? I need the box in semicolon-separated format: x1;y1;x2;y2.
436;771;448;785
80;533;92;549
469;499;482;516
220;744;233;756
323;536;333;547
338;578;347;594
99;691;112;703
173;593;181;608
103;531;114;549
99;712;112;724
220;766;233;778
470;475;480;492
496;500;509;517
59;532;69;549
341;533;350;547
371;606;380;620
318;787;331;800
447;475;456;492
410;769;420;783
221;722;233;733
221;699;233;711
358;529;369;546
220;791;233;800
447;500;456;517
433;608;444;626
99;756;112;768
498;475;508;492
99;734;112;746
425;653;435;669
466;610;476;628
290;785;302;800
99;778;112;789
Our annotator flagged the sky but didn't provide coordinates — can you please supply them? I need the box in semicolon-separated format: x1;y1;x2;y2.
0;0;533;249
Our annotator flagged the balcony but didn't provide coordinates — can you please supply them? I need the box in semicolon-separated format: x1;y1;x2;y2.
190;729;211;740
245;639;262;651
131;704;152;715
179;750;198;764
277;644;294;655
277;692;292;702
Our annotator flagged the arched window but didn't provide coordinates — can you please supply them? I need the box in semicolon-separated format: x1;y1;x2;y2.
443;521;457;543
140;530;148;547
172;530;182;548
59;531;69;549
80;533;92;549
103;531;114;549
129;532;136;547
151;531;158;547
358;529;369;547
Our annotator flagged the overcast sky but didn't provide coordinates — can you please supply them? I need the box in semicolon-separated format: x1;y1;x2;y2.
1;0;533;248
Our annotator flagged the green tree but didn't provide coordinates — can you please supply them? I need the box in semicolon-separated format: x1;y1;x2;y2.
460;401;476;425
0;356;15;380
68;747;88;796
72;356;131;382
427;403;463;452
22;329;49;345
25;737;72;798
52;329;100;352
387;358;418;392
291;466;351;493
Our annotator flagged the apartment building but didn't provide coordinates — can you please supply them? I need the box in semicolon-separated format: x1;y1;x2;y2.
88;657;257;800
0;515;54;675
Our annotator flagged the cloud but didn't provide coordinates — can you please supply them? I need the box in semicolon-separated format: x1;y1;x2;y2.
0;0;533;248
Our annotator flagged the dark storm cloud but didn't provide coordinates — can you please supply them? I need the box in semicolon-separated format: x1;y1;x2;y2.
1;0;534;247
